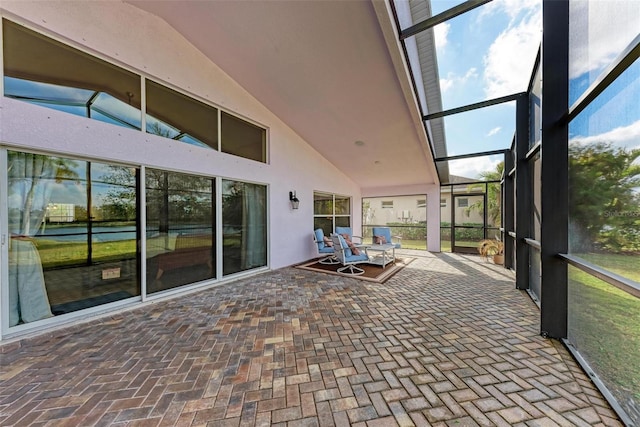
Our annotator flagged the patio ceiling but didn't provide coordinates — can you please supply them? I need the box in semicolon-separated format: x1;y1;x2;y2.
126;0;439;190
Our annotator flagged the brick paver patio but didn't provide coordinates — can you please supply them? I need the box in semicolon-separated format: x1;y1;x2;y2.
0;251;622;426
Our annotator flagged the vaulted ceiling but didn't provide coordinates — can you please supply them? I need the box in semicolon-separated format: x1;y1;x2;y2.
128;0;439;190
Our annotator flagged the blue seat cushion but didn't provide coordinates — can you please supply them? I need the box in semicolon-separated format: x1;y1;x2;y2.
372;227;401;248
314;228;325;249
344;253;368;262
319;246;334;254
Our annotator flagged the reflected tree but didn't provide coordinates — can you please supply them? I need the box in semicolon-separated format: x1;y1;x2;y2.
8;153;79;234
100;166;137;221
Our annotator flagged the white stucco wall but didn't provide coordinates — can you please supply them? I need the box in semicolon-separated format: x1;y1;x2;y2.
0;1;361;270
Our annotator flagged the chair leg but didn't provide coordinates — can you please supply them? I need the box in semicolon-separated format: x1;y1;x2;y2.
337;264;365;275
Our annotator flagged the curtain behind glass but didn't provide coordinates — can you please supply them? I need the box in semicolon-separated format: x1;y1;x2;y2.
241;184;267;269
7;152;61;325
222;180;267;275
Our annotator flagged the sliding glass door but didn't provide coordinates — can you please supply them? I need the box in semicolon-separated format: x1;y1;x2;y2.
7;151;140;326
145;170;215;293
222;180;267;275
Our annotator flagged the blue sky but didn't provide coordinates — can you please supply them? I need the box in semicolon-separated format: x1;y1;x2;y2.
567;1;640;161
427;0;640;180
428;0;541;179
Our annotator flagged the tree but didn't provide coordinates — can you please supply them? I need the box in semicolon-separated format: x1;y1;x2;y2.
466;162;504;227
569;142;640;252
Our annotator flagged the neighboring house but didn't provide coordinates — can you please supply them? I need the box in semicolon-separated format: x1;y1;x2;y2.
440;175;486;226
363;195;428;226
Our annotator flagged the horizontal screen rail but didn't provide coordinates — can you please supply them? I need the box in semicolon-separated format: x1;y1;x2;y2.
524;238;540;250
559;253;640;299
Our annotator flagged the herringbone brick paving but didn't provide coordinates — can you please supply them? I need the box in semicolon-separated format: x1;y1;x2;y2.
0;251;622;426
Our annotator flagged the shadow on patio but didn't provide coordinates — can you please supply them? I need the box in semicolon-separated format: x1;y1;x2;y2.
0;251;622;426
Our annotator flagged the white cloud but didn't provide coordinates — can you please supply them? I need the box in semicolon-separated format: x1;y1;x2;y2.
483;7;541;98
480;0;541;21
434;22;450;51
569;1;640;79
440;77;454;92
570;119;640;150
487;127;502;137
440;68;478;93
449;156;502;180
463;68;478;81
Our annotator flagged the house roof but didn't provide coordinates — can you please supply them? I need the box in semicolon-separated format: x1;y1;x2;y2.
126;0;440;190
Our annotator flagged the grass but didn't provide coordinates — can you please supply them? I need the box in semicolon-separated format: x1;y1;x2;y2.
578;252;640;282
569;270;640;403
399;239;480;252
35;237;235;268
35;239;136;268
568;253;640;412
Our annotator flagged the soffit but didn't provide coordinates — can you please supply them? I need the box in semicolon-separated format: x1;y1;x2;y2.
126;0;437;189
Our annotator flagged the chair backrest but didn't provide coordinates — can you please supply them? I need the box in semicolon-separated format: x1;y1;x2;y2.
335;226;353;240
372;227;392;244
314;228;326;249
330;234;348;262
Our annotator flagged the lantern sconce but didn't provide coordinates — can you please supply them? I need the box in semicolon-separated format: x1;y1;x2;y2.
289;191;300;210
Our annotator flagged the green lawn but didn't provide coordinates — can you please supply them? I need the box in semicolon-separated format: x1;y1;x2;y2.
399;239;480;252
568;253;640;407
578;252;640;282
569;270;640;402
35;239;136;268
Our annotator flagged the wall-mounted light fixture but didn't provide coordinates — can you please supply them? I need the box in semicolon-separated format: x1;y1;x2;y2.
289;191;300;210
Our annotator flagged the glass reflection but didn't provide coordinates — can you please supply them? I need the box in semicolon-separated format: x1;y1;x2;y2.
313;192;334;216
7;151;139;327
3;20;142;130
334;196;350;215
222;180;267;275
146;170;215;292
145;80;218;150
4;77;141;129
221;112;266;163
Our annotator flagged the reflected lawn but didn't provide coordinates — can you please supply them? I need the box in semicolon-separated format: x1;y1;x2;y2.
36;239;136;268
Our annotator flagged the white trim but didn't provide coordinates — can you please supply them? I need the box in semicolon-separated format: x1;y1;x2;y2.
215;177;223;280
0;148;7;339
140;166;147;302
